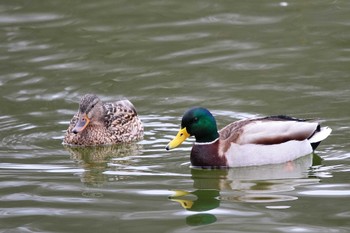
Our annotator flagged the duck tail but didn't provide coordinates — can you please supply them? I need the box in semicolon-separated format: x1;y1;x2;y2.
308;126;332;150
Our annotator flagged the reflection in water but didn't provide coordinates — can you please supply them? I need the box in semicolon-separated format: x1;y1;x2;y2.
170;189;220;226
170;189;220;211
186;213;218;226
170;154;321;225
64;143;142;186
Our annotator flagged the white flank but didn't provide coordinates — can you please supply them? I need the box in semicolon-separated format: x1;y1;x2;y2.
226;140;313;167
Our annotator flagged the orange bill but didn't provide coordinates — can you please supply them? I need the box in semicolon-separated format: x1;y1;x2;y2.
72;114;90;134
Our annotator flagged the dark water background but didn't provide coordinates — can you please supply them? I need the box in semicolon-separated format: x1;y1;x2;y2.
0;0;349;232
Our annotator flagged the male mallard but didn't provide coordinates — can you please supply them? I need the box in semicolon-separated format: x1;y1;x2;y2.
63;94;143;146
166;107;332;168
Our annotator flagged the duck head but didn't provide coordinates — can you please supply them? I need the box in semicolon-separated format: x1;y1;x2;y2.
166;107;219;150
72;94;104;134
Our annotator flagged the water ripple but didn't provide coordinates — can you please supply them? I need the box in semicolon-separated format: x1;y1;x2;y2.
300;190;350;197
140;13;282;29
0;13;64;24
156;40;260;60
151;32;210;42
0;163;75;171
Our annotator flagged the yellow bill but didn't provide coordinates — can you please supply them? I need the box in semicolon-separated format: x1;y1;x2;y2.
166;127;190;150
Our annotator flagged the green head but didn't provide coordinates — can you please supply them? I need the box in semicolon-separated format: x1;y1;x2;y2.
166;107;220;150
181;107;219;143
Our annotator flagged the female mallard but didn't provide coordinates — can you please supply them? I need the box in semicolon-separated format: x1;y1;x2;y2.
166;107;331;168
63;94;143;146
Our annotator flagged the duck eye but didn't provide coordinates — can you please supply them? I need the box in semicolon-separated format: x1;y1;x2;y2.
193;117;198;123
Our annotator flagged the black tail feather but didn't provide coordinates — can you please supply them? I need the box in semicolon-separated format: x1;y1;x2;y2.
311;141;321;151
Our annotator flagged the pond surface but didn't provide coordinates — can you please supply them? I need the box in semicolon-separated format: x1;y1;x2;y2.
0;0;350;232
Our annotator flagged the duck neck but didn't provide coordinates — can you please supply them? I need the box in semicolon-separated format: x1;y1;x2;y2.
195;137;219;145
195;131;220;143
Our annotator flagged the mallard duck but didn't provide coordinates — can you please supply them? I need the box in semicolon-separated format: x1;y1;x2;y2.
166;107;332;168
63;94;143;146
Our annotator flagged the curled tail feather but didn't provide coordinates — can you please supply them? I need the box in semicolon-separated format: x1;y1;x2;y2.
308;126;332;150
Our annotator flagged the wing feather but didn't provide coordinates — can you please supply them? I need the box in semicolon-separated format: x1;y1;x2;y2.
219;116;319;145
104;99;138;128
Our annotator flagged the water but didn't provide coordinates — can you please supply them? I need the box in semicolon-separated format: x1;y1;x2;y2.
0;0;349;232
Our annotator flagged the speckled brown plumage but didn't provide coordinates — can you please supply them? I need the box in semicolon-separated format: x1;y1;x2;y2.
63;94;143;146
